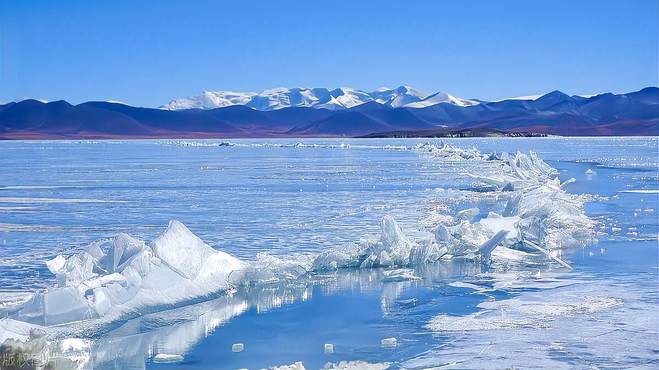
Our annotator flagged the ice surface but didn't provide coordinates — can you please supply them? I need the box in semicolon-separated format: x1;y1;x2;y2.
620;189;659;194
1;142;600;363
411;272;653;369
12;144;590;327
427;292;622;331
322;361;390;370
427;274;623;333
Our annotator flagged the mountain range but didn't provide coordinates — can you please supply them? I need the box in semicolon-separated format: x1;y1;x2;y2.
161;86;478;111
0;86;657;139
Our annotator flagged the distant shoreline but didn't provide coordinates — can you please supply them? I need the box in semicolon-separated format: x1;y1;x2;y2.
2;132;658;140
357;128;547;138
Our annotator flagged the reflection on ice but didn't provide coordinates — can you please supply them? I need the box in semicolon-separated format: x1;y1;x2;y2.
0;261;484;369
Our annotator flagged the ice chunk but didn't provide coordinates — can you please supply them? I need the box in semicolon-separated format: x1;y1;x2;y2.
433;224;454;244
502;194;521;217
312;214;444;271
115;233;148;271
457;207;479;221
560;177;576;188
59;252;96;287
18;286;96;326
478;230;509;259
522;239;572;270
85;237;127;274
380;337;397;348
14;288;93;326
151;220;216;279
153;353;184;363
43;287;95;326
0;318;43;343
479;215;520;239
197;248;245;282
491;246;534;262
380;215;410;252
416;143;595;262
272;362;306;370
324;343;334;354
46;255;66;274
434;220;492;257
409;239;447;264
12;220;245;327
80;272;127;291
311;244;362;271
232;342;244;352
90;287;113;316
360;215;413;268
416;142;484;161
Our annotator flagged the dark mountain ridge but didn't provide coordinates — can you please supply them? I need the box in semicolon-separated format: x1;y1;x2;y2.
1;87;656;139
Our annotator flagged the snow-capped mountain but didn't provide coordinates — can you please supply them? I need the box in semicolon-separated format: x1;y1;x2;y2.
405;91;478;108
160;86;477;111
370;86;426;107
162;91;256;110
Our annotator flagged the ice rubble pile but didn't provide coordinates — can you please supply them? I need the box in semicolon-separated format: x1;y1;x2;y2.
311;215;448;271
11;220;244;327
423;144;595;255
313;143;595;270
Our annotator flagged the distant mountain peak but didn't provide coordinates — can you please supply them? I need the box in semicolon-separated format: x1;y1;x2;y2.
534;90;574;108
541;90;571;99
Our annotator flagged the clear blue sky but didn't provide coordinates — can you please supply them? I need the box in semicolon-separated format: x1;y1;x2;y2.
1;0;657;107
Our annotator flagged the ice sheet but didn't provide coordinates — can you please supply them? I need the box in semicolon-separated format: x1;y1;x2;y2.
1;143;600;366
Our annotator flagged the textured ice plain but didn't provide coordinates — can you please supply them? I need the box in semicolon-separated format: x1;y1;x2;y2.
266;360;390;370
407;272;657;369
0;143;599;367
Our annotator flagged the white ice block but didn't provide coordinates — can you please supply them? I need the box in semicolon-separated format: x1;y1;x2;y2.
232;343;244;352
381;337;397;348
324;343;334;354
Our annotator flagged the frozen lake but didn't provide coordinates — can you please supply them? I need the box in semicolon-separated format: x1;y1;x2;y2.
0;137;657;369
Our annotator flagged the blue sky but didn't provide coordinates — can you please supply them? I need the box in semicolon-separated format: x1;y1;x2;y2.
1;0;657;107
